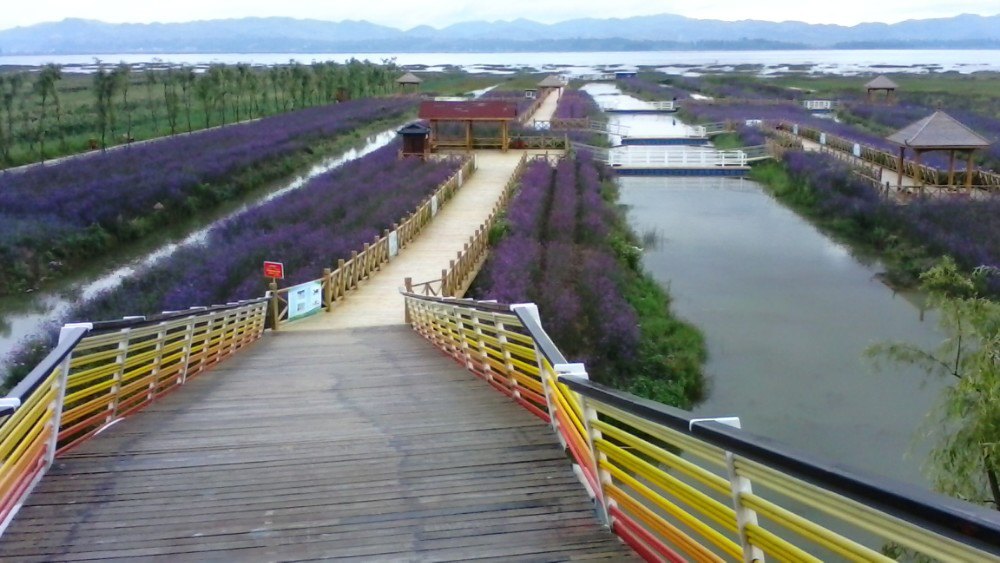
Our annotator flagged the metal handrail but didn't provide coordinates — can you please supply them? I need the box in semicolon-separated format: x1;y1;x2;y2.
1;297;269;535
401;291;1000;561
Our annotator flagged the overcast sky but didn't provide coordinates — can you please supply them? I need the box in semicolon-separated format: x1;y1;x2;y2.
1;0;997;30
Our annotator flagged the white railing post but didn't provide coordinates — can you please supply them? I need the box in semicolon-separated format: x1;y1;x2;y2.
558;363;610;527
45;323;89;465
511;304;558;430
107;326;132;422
146;323;168;404
692;416;765;563
178;315;197;385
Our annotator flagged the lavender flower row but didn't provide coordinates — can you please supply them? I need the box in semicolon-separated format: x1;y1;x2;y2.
70;143;458;321
475;152;639;380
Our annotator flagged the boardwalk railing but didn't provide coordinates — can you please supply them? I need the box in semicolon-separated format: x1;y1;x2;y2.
691;122;730;137
535;118;629;137
609;146;748;168
774;122;1000;193
269;155;475;328
0;297;268;534
400;293;1000;562
405;153;530;300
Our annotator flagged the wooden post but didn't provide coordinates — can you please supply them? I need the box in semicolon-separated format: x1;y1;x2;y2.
502;120;509;152
268;280;280;331
967;150;976;190
914;150;924;192
465;120;472;151
948;150;956;187
323;268;332;312
337;258;346;299
440;268;448;297
897;146;905;190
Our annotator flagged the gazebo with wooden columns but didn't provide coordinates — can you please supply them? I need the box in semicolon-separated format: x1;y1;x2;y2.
537;75;566;100
887;110;992;191
865;75;898;103
397;72;423;93
418;100;518;152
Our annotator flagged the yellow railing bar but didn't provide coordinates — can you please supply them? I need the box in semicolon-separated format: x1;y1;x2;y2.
740;492;892;561
592;419;732;497
603;460;743;560
745;523;821;562
736;457;986;562
599;439;739;535
607;484;727;563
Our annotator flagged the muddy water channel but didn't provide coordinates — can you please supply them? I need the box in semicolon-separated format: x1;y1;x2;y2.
587;84;949;488
0;128;400;371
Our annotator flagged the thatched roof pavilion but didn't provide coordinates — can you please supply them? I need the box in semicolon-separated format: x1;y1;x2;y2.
397;72;423;92
865;75;898;102
887;110;991;189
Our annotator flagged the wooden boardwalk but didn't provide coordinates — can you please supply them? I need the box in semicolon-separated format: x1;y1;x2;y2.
0;327;633;561
284;150;526;330
531;91;561;123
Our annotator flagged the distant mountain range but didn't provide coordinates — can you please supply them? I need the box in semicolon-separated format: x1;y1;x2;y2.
1;13;999;55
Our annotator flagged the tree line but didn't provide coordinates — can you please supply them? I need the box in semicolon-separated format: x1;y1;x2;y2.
0;58;402;168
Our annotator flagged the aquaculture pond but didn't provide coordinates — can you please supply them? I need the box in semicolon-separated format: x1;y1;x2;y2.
591;84;950;488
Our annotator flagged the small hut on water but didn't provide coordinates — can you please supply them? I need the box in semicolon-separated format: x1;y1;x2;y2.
886;110;991;190
865;75;898;103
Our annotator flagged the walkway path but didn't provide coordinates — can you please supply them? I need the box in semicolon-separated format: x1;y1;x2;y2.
529;90;560;123
0;326;632;560
284;150;525;331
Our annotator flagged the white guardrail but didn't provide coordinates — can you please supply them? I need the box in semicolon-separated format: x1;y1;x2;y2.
609;146;748;168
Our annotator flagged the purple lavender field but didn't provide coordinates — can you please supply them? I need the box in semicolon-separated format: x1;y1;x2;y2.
473;151;705;406
0;98;416;293
775;151;1000;292
475;153;638;376
71;143;459;320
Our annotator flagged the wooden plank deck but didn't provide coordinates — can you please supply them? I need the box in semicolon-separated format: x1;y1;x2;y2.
0;327;634;561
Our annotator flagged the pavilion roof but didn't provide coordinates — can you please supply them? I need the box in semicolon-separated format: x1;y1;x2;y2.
537;75;565;87
397;72;423;84
418;100;519;120
886;111;991;149
865;75;898;90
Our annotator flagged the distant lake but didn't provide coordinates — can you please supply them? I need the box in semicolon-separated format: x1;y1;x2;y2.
2;49;998;74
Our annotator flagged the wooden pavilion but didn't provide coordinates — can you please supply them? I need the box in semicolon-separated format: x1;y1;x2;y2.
886;110;991;190
397;72;423;93
537;75;566;100
418;100;519;152
865;75;898;103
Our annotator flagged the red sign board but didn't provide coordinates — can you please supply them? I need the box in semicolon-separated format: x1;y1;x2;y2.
263;261;284;279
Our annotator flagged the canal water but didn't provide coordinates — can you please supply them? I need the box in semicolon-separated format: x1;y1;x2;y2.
585;83;949;488
0;128;400;374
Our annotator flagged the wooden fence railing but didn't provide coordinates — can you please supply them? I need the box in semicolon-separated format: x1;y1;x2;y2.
405;152;530;301
0;297;269;534
400;292;1000;562
269;155;476;328
774;122;1000;194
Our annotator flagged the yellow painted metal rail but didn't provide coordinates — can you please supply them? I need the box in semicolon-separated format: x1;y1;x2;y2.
0;297;268;534
268;155;475;328
401;292;1000;561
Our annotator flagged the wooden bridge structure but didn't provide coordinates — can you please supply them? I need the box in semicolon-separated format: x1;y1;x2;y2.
3;99;1000;562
